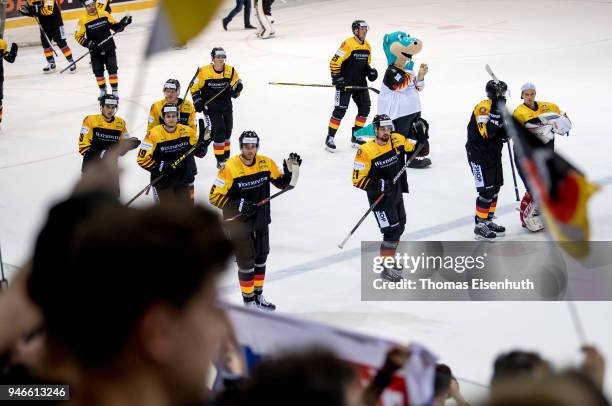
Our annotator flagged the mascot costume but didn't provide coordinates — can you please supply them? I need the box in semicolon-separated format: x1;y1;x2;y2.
355;31;431;168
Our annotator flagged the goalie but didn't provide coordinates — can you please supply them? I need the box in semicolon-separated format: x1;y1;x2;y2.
512;82;572;232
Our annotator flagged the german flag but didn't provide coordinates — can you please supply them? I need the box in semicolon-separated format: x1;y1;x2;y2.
507;115;599;257
145;0;224;57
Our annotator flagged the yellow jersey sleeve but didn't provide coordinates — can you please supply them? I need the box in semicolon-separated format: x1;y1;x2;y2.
230;67;239;87
147;102;158;131
330;39;351;77
209;165;234;209
78;116;94;156
0;39;7;54
40;0;54;16
474;101;491;138
75;16;87;45
102;10;118;25
190;67;206;95
184;100;196;131
137;130;157;171
352;147;372;190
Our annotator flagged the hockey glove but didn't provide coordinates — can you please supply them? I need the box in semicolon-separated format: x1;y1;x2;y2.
283;152;302;173
115;15;133;32
237;198;257;218
231;79;243;99
18;6;33;16
366;66;378;82
87;40;98;53
192;93;205;112
4;43;18;63
332;76;346;90
370;178;393;197
154;160;172;177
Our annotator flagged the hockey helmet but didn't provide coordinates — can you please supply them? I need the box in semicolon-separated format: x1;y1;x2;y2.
352;20;369;33
372;114;394;131
239;130;260;148
161;103;179;117
81;0;96;6
100;94;119;109
163;78;180;94
520;82;536;99
486;80;508;99
211;47;226;59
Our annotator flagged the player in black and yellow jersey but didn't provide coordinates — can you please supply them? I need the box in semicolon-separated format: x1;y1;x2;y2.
0;39;18;131
352;114;415;282
148;79;196;132
137;104;211;205
466;80;509;241
209;131;301;310
512;82;572;232
190;47;243;168
19;0;76;73
75;0;132;99
325;20;378;152
78;94;140;173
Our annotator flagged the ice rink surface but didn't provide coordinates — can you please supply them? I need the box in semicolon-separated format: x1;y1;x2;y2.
1;0;611;400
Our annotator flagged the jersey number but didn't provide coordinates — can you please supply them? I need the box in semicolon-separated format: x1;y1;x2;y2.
138;150;146;158
353;169;359;180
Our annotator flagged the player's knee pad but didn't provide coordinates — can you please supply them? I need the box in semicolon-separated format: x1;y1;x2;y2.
332;107;347;120
382;223;403;242
254;254;268;266
106;58;118;75
478;188;497;201
236;256;255;271
357;104;370;117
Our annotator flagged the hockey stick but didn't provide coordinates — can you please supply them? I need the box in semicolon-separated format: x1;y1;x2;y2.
35;17;59;57
485;64;520;201
338;142;425;249
506;141;520;201
224;162;300;223
0;240;8;290
126;140;204;206
183;67;200;102
60;31;120;73
268;82;380;94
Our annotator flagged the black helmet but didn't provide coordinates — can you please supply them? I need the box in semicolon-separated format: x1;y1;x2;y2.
161;103;179;117
100;93;119;109
163;78;180;94
352;20;369;34
486;80;507;99
372;114;394;131
211;47;226;59
81;0;95;6
239;130;260;148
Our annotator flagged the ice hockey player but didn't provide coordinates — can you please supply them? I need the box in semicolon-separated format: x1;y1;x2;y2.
466;80;508;241
75;0;132;99
18;0;76;73
190;47;242;168
0;39;18;131
325;20;377;152
78;94;140;173
254;0;275;39
377;31;430;168
512;82;572;232
209;131;302;310
147;79;196;132
352;114;416;282
137;104;211;204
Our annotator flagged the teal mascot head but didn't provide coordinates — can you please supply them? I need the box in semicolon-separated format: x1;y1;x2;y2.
383;31;423;71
